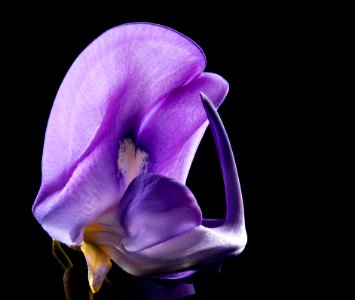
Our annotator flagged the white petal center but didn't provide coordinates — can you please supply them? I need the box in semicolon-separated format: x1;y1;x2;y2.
117;139;149;186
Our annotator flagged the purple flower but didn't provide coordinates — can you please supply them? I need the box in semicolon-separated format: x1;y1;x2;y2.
33;23;246;293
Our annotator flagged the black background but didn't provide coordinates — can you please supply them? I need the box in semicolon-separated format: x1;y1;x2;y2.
5;6;333;299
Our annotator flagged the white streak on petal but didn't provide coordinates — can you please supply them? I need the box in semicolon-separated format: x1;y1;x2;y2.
117;139;149;186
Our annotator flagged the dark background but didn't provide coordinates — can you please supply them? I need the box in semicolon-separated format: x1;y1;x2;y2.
5;6;335;299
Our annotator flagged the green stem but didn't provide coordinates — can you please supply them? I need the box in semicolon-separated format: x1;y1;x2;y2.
52;240;73;270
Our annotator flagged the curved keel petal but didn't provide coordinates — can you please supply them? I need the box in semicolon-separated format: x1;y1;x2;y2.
104;225;245;277
201;93;245;230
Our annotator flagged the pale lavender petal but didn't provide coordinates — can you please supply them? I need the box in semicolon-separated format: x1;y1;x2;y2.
118;173;202;252
33;140;122;245
137;73;228;183
38;23;206;198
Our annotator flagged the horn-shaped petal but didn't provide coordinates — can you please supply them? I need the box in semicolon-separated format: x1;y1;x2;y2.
200;92;245;230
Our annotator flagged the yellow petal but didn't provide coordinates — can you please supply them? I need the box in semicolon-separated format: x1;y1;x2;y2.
81;241;112;293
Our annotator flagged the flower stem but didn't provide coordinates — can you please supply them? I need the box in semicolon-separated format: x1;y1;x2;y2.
52;240;73;270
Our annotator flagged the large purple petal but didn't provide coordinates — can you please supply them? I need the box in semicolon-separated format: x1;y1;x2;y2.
137;73;228;183
118;173;202;252
33;23;211;243
38;23;206;198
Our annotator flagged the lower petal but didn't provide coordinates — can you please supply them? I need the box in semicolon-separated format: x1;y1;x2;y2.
118;173;202;252
102;226;245;277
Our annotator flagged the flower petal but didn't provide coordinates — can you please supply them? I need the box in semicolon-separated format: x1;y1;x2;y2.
200;93;245;229
33;140;122;245
34;23;209;244
118;173;202;252
102;226;243;277
137;72;228;183
38;22;206;201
